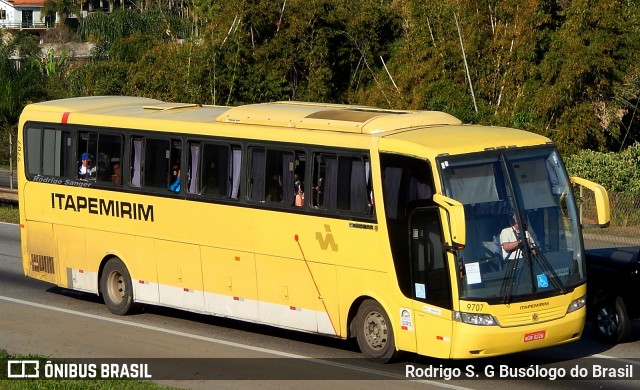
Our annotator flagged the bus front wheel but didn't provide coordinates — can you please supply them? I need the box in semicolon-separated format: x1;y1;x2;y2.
100;258;137;316
355;299;397;362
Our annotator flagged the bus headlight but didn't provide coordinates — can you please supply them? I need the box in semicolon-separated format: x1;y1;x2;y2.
452;311;498;326
566;296;586;314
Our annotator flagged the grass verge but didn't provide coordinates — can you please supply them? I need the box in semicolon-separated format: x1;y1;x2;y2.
0;202;18;224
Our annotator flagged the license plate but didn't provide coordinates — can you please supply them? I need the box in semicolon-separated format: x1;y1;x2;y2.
523;330;546;342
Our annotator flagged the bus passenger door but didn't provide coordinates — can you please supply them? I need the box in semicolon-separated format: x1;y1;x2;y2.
409;208;453;358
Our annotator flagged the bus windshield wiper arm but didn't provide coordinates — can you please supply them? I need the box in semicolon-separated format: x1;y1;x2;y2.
500;253;520;304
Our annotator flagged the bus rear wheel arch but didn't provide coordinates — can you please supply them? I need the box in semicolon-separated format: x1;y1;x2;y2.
99;257;137;316
355;299;397;362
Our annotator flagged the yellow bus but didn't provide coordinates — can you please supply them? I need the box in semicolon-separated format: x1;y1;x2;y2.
17;96;609;361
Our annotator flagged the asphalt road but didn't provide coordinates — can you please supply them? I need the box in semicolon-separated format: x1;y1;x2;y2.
0;169;17;189
0;222;639;389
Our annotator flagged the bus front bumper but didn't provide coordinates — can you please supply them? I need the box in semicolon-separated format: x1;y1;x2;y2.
449;309;585;358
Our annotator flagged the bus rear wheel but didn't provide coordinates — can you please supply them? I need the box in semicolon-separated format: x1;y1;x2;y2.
100;258;137;315
355;299;397;362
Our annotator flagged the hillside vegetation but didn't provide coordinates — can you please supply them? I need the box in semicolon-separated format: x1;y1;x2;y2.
2;0;640;191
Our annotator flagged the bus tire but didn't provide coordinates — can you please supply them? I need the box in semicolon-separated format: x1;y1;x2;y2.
355;299;397;362
594;296;632;343
100;258;137;316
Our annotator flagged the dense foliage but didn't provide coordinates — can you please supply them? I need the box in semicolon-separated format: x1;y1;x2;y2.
2;0;640;191
565;142;640;193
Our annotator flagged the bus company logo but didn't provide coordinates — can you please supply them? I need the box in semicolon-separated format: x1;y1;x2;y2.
7;360;40;378
519;301;549;310
316;224;338;252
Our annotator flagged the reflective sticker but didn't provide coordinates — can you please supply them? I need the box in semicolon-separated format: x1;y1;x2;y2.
423;306;442;316
400;309;414;331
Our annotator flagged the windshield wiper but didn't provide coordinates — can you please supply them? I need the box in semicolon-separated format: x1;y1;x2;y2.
500;251;521;304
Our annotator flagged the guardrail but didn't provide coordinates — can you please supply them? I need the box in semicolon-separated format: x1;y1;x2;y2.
0;22;51;29
0;187;17;205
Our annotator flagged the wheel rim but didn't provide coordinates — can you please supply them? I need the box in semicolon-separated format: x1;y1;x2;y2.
596;306;619;337
363;311;388;350
106;270;125;304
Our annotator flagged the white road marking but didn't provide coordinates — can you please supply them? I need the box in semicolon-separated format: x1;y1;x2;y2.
0;294;470;389
591;353;640;366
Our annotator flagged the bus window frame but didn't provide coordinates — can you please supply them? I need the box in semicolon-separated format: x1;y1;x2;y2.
22;121;378;223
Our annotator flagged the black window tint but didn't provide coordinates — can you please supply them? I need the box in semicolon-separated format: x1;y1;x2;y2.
249;147;303;205
144;138;170;188
26;127;72;178
313;153;373;215
381;154;434;220
95;133;123;184
25;127;42;177
190;142;231;197
250;148;267;201
410;209;451;309
142;138;181;191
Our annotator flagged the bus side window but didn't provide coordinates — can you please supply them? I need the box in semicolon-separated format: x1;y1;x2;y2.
249;147;302;205
96;133;122;184
312;153;372;215
410;209;451;309
77;131;97;180
249;147;268;201
26;127;72;178
76;131;122;183
139;137;181;191
190;142;233;198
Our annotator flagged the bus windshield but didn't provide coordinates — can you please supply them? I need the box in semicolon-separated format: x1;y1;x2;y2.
439;147;583;303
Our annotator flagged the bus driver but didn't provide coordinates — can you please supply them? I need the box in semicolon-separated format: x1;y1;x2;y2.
500;214;534;260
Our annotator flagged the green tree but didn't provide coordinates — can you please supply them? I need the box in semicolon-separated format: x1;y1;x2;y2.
0;33;47;128
0;32;48;166
528;0;635;153
41;0;80;25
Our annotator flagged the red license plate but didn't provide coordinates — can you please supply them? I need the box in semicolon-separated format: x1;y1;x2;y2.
523;330;546;342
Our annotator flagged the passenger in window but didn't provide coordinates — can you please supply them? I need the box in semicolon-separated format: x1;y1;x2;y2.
111;162;122;184
79;153;96;180
169;163;181;193
294;181;304;206
266;180;280;202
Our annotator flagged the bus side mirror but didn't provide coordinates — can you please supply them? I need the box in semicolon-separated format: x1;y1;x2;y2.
433;193;466;249
570;176;610;228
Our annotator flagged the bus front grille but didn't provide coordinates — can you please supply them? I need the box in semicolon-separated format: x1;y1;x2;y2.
497;306;566;327
31;254;55;274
